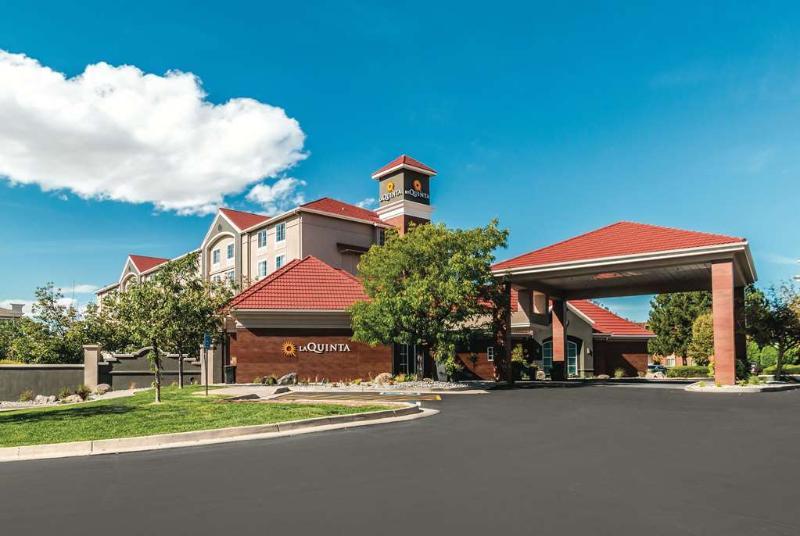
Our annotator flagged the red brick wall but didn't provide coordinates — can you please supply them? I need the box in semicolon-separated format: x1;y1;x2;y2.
229;328;393;383
456;346;498;380
593;339;650;377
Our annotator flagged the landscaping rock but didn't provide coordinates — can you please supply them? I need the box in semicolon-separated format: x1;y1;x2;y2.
596;374;610;380
535;370;546;380
645;372;666;379
95;383;111;395
62;394;83;404
373;372;393;385
33;395;47;404
277;372;297;386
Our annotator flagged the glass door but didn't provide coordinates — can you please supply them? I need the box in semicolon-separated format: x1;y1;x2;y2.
567;341;578;377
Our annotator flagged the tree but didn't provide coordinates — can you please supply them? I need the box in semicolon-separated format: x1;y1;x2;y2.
687;311;714;366
647;292;712;365
101;252;233;402
745;282;800;379
350;220;508;378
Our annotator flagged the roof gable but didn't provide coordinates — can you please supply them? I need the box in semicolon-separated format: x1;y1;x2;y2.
569;300;654;337
301;197;384;225
129;255;169;273
227;256;368;311
494;221;745;271
219;208;269;230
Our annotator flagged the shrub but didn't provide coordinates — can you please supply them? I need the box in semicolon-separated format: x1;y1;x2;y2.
252;376;263;385
265;375;277;386
763;364;800;375
75;384;91;401
613;368;625;379
57;386;73;400
18;389;34;402
352;378;362;385
666;365;711;378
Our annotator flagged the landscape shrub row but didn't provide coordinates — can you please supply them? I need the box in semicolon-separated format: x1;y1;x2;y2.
666;365;711;378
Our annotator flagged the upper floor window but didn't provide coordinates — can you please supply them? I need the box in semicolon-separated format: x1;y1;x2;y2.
226;270;235;281
276;222;286;242
257;230;267;248
276;254;286;269
212;249;220;265
258;260;267;278
227;244;234;259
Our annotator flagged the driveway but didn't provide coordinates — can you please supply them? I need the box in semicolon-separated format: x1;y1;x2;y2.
1;386;798;535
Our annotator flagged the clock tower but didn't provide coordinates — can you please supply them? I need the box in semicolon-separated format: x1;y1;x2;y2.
372;154;437;234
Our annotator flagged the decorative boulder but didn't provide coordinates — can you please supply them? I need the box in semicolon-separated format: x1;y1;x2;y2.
373;372;393;385
62;394;83;404
596;374;610;380
95;384;111;395
33;395;48;404
535;370;546;381
645;372;665;379
277;372;297;385
47;395;57;403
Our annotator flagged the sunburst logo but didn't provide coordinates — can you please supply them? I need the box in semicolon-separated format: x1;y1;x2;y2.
281;341;297;358
412;179;422;192
386;181;395;192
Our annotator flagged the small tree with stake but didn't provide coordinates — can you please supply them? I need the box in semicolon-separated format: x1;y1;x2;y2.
102;252;233;402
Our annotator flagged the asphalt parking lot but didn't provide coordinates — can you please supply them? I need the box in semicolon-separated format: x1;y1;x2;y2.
1;385;798;535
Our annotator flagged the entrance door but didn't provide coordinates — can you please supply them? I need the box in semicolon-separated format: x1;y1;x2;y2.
567;340;579;377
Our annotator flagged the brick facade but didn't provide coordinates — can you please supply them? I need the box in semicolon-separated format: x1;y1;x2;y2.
229;328;393;383
592;339;650;377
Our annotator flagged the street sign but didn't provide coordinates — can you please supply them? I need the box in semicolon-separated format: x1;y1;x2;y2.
203;333;212;350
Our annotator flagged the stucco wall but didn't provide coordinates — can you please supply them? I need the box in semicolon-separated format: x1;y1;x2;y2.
0;365;84;400
245;215;301;284
299;212;376;275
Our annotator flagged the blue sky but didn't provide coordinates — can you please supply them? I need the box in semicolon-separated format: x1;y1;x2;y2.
1;1;798;320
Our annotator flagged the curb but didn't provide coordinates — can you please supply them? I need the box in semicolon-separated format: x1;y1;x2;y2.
0;404;433;463
685;383;800;394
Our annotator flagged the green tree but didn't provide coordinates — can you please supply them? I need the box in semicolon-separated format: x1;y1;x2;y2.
647;292;712;365
745;282;800;379
101;252;233;402
687;311;714;366
350;220;508;378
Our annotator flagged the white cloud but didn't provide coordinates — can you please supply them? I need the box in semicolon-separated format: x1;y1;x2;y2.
355;197;377;209
246;177;306;214
59;284;100;294
0;50;307;215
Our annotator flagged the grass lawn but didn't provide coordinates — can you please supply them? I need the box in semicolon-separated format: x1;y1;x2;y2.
0;386;391;448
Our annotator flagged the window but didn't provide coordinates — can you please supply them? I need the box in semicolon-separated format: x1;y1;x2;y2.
212;249;220;265
275;254;285;269
276;222;286;242
257;230;267;248
258;260;267;278
567;340;579;377
227;244;234;259
542;341;553;373
211;275;221;283
378;229;386;246
486;346;495;362
226;270;235;281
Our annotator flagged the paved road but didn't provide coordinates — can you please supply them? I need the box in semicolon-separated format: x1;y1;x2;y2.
2;386;798;535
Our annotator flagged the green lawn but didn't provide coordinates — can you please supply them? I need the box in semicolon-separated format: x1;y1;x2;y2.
0;386;390;448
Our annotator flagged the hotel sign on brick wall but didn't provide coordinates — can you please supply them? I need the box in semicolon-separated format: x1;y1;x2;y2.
282;341;351;357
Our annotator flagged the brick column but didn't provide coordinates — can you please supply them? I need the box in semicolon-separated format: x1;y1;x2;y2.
734;286;747;375
551;299;568;381
712;261;736;385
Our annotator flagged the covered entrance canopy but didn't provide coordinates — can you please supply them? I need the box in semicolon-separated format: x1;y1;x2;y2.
492;222;757;385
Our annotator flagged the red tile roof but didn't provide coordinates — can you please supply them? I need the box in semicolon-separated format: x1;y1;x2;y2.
129;255;169;273
301;197;385;225
570;300;654;337
220;208;269;230
372;154;437;178
493;221;745;271
227;256;368;311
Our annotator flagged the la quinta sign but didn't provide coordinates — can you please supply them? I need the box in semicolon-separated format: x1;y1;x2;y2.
282;340;351;357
